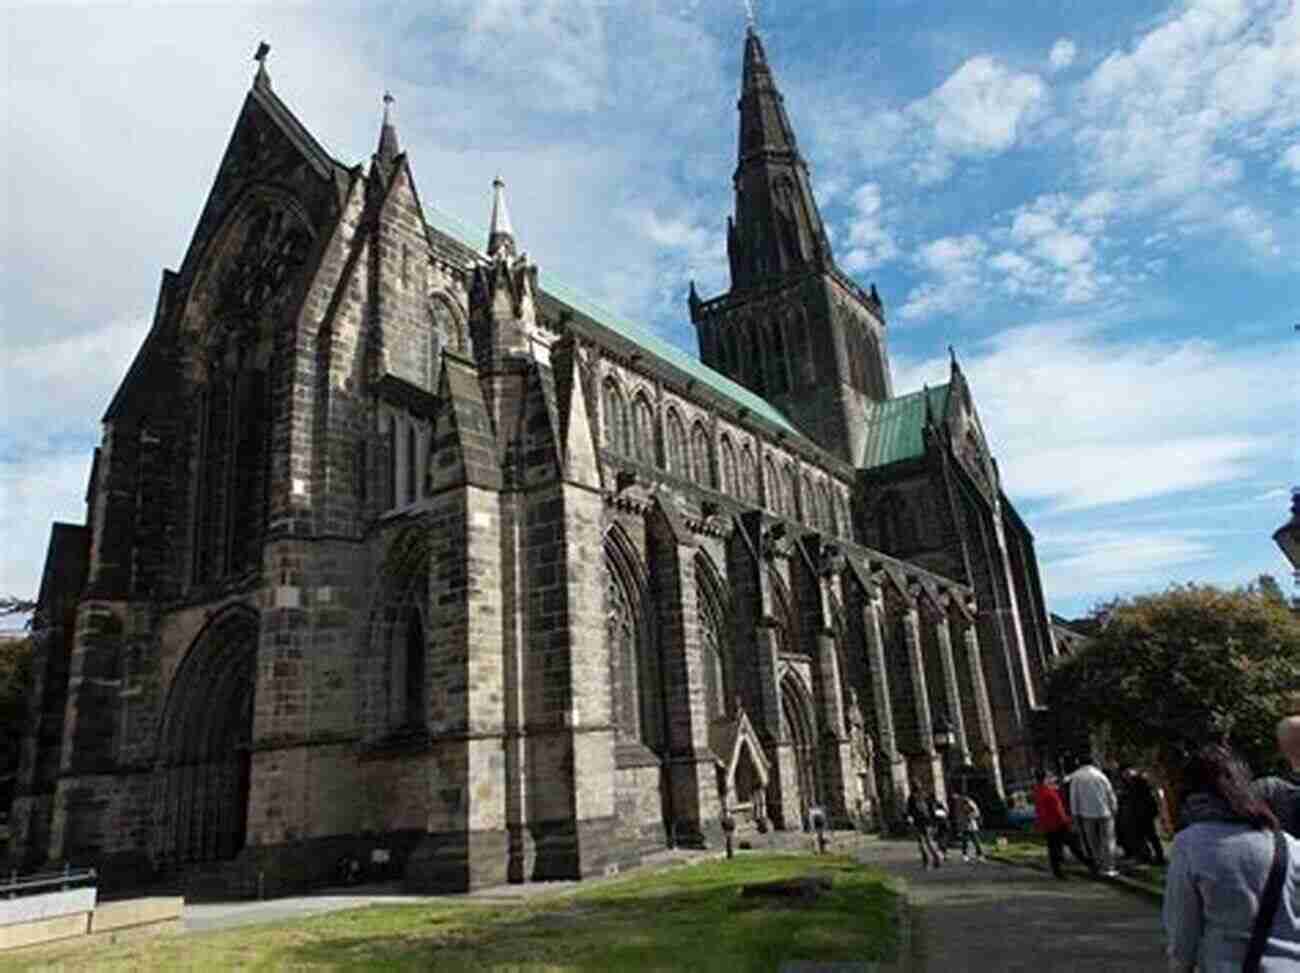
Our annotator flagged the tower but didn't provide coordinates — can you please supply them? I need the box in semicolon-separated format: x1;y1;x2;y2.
691;27;893;463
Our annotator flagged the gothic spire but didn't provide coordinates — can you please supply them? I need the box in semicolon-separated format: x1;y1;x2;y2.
728;26;831;290
376;91;400;166
487;176;516;258
738;27;798;161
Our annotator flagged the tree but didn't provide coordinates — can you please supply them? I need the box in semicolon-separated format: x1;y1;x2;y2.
0;596;36;624
1046;584;1300;796
0;596;36;814
1251;573;1289;608
0;635;33;811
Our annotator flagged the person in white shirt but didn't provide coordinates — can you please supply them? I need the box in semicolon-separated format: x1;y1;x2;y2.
1070;756;1120;877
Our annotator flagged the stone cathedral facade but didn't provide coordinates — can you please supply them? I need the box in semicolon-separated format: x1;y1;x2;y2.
10;30;1063;894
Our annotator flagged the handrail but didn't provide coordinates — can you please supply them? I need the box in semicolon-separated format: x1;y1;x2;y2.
1;863;97;899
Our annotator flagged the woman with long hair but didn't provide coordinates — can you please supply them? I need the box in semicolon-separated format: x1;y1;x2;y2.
1163;743;1299;972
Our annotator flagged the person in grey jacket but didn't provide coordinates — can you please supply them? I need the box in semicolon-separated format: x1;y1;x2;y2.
1252;715;1300;839
1163;743;1300;972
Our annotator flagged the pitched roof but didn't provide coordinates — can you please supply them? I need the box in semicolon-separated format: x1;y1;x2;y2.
860;384;949;470
423;205;803;440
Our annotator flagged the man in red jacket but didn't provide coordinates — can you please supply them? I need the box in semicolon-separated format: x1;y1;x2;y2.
1034;768;1097;879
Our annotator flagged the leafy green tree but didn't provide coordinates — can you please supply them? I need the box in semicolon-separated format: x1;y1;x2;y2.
1046;584;1300;796
0;596;35;812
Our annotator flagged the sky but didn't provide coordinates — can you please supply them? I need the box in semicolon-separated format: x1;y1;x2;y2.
2;0;1297;623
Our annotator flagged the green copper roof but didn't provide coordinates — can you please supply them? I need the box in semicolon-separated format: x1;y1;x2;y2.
424;205;802;439
860;384;949;469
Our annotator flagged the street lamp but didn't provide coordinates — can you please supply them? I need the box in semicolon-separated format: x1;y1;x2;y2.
1273;487;1300;594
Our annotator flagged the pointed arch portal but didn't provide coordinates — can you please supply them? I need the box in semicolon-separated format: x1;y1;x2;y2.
780;673;819;827
153;606;258;867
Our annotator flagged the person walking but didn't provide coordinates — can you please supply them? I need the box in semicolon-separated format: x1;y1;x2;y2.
1116;768;1141;860
929;793;951;854
906;781;943;869
1034;768;1096;878
1253;714;1300;840
1070;755;1120;877
1164;743;1299;972
1126;766;1167;865
952;791;986;863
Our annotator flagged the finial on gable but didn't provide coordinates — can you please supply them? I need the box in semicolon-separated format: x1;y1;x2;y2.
376;90;400;165
253;41;271;88
487;176;516;258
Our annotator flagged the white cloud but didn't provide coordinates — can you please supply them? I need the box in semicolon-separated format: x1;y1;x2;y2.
1049;38;1077;71
1036;528;1217;601
899;235;987;319
916;56;1048;157
1075;0;1300;249
841;182;898;272
460;0;610;113
893;321;1291;512
1279;143;1300;180
0;453;94;600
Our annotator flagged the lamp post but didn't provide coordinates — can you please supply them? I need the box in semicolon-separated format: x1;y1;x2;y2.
1273;487;1300;609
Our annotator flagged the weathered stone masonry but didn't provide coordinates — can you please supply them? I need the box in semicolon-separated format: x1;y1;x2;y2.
9;28;1066;893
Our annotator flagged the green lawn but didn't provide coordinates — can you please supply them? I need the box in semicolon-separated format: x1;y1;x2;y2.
3;854;900;972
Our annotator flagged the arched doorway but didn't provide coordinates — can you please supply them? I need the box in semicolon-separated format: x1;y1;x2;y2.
780;674;818;830
153;606;258;867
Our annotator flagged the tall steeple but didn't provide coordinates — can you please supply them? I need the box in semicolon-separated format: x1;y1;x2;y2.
728;27;832;290
691;24;893;464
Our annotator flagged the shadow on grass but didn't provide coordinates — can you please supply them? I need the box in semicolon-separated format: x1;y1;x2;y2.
278;855;897;973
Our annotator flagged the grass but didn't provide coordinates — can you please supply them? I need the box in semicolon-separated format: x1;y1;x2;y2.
989;832;1168;898
1;854;900;972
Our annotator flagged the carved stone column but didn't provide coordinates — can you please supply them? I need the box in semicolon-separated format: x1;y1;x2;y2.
649;495;720;848
935;597;971;766
862;581;907;819
904;587;944;801
964;616;1004;799
812;546;852;827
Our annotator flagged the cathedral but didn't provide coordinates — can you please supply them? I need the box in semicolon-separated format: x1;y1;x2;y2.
10;28;1063;894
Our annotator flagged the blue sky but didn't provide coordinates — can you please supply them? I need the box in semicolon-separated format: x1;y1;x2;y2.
2;0;1296;621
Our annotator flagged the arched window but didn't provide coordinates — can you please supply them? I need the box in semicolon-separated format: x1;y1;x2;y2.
428;296;461;390
799;473;814;525
726;327;740;382
406;423;417;505
602;377;629;454
697;559;731;724
691;422;713;488
764;456;780;513
876;491;919;553
818;481;834;534
769;319;790;394
605;528;660;750
837;492;852;540
740;446;757;504
666;408;688;476
387;415;398;509
752;325;768;396
782;464;798;519
632;392;656;465
403;603;426;727
719;435;738;496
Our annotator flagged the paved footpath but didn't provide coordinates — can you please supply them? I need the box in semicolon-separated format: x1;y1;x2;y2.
860;839;1168;973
